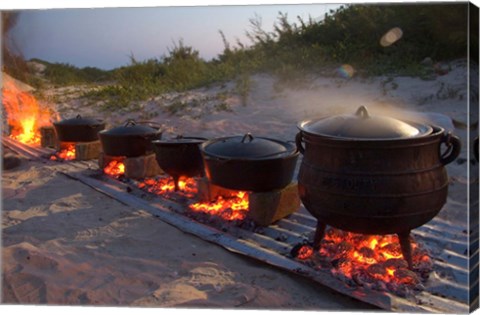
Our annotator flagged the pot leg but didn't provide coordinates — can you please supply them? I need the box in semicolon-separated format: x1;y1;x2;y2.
312;221;327;250
172;175;180;191
398;231;413;270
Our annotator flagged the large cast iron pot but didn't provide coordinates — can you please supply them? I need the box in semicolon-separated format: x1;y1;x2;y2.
53;115;105;142
99;120;163;157
201;133;299;192
296;106;461;235
152;136;207;190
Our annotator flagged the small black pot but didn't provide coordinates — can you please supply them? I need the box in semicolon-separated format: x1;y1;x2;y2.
99;120;163;157
201;133;299;192
152;136;207;190
53;115;105;142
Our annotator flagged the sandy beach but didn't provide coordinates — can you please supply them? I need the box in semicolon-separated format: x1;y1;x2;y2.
2;59;477;309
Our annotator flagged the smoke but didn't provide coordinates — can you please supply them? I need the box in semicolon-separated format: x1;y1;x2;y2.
2;11;31;81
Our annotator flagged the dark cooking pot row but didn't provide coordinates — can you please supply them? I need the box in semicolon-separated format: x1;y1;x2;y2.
54;106;463;237
53;115;299;192
53;116;163;157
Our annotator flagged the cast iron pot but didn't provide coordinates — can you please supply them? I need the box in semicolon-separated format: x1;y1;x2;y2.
152;136;208;190
53;114;105;142
201;133;299;192
98;120;163;157
296;106;461;235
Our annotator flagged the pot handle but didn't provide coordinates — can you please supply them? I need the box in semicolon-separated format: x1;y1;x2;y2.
440;132;461;165
125;119;137;127
355;105;370;119
295;132;305;155
136;120;164;130
76;114;82;119
241;133;254;143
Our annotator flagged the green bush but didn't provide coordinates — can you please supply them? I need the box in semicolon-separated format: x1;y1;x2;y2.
6;3;473;109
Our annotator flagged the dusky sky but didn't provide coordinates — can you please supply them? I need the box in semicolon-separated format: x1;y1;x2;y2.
6;3;343;69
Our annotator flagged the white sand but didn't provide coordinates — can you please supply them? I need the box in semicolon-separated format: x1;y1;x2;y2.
2;59;477;308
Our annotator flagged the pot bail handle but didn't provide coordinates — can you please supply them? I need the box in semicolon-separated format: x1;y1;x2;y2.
440;132;461;165
295;132;305;154
241;133;254;143
125;119;137;127
355;105;370;119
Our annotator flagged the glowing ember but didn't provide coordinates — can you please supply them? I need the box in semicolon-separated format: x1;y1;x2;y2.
292;244;314;260
189;191;248;221
138;176;197;198
136;176;249;221
104;160;125;177
50;144;76;161
2;80;56;145
293;227;432;288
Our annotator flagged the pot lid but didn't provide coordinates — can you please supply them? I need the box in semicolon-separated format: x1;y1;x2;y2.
202;133;296;159
298;106;432;139
101;119;161;136
153;135;207;144
54;114;103;126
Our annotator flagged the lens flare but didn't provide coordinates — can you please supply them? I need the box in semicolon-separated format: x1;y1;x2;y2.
337;64;355;79
380;27;403;47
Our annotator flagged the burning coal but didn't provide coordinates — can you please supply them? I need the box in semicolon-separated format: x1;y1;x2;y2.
136;176;249;221
50;144;76;161
189;191;249;221
292;227;432;293
104;160;125;177
138;176;197;198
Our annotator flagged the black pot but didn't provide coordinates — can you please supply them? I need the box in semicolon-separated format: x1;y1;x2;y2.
201;133;299;192
152;136;207;190
53;114;105;142
99;120;163;157
295;106;461;269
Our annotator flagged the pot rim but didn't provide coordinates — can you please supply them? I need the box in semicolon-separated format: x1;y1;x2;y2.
53;114;105;126
297;119;438;141
297;106;435;140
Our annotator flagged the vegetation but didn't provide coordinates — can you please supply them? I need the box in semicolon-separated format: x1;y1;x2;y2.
4;3;475;108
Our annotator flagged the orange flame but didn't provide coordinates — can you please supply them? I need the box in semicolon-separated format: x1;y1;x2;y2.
313;228;430;284
189;191;249;221
138;176;197;198
295;245;314;260
50;144;76;161
104;160;125;177
137;176;249;221
2;81;54;145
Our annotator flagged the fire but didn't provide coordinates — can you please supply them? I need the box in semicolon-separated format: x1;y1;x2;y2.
294;227;432;287
291;244;314;260
136;176;249;221
50;144;76;161
189;191;249;221
104;160;125;177
2;80;55;145
138;176;197;198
